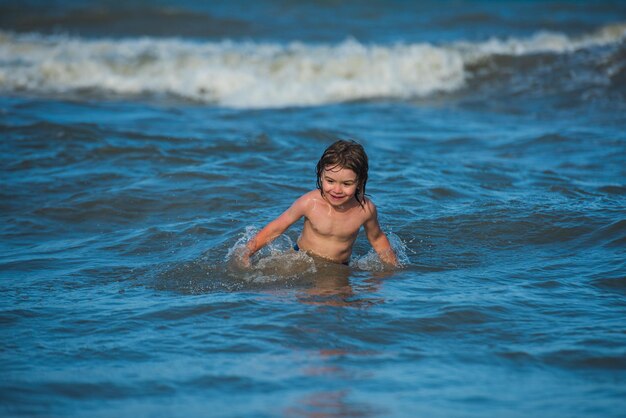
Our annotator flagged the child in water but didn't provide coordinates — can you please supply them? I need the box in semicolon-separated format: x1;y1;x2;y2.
241;140;398;267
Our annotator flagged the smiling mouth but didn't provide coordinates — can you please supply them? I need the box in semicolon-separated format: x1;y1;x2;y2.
329;194;344;200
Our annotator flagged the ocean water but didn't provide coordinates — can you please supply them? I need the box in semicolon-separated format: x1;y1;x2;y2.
1;0;626;417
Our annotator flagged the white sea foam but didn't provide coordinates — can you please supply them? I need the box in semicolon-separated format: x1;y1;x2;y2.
454;23;626;60
1;23;624;108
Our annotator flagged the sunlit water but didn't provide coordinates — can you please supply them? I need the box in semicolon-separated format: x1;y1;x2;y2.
2;1;626;417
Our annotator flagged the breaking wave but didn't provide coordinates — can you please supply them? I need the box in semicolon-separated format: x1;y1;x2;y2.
1;23;624;108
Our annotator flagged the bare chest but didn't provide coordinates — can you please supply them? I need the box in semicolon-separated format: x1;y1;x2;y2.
305;204;366;240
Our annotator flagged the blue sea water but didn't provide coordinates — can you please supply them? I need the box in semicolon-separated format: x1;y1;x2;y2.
1;1;626;417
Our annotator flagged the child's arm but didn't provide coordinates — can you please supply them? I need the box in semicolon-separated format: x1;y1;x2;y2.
241;196;307;266
363;201;399;267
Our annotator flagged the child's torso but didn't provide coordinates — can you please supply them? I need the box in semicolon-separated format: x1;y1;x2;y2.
297;194;368;263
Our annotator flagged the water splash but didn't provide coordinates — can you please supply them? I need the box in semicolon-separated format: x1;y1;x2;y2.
225;226;317;284
351;231;410;271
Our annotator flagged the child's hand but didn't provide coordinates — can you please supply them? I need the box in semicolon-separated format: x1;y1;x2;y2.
232;246;252;270
379;248;399;268
240;251;252;269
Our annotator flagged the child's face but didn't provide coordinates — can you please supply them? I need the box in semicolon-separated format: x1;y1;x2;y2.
321;165;359;207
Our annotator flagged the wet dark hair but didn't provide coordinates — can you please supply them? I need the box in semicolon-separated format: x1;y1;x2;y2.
316;140;369;207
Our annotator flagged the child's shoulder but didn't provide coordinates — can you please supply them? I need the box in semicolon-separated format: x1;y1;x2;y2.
302;189;322;199
296;189;323;202
361;195;379;215
290;190;323;209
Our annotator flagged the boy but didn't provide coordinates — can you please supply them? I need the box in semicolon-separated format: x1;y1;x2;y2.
241;140;398;267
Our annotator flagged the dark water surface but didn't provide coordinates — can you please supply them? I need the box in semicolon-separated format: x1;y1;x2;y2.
2;1;626;417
